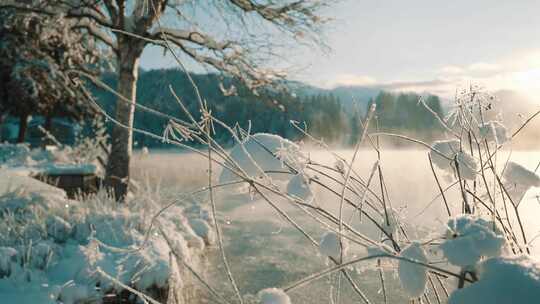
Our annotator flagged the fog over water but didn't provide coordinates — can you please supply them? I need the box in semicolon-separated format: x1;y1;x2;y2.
133;148;540;228
133;148;540;303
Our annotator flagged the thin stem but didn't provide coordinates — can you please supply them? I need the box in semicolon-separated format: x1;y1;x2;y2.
428;153;451;217
207;127;244;304
283;254;470;293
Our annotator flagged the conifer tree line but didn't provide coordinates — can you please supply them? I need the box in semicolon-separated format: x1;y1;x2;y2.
92;68;445;147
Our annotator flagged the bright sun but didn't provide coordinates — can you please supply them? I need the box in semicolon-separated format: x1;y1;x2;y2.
511;68;540;100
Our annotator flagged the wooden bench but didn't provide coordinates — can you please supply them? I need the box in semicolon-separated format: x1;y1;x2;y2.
33;165;102;198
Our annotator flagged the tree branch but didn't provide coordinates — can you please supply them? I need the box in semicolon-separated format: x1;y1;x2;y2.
66;6;113;28
152;27;233;51
72;20;117;50
102;0;119;26
228;0;324;28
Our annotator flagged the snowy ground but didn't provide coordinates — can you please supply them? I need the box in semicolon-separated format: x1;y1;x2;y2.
0;144;213;304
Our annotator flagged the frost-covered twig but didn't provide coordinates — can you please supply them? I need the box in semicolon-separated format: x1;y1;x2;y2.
206;114;244;304
96;268;160;304
283;254;470;293
428;153;451;217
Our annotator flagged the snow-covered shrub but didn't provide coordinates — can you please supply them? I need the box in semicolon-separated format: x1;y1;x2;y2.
448;255;540;304
69;117;109;166
0;143;33;166
479;121;508;145
319;231;348;260
503;162;540;189
28;242;55;270
0;247;18;278
502;162;540;204
46;215;72;243
430;140;477;179
430;139;461;170
0;173;209;303
286;173;314;203
258;288;291;304
219;133;306;183
380;208;400;237
452;151;478;180
398;242;428;298
440;215;505;267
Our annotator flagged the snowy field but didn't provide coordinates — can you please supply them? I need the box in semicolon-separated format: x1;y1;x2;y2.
132;148;540;303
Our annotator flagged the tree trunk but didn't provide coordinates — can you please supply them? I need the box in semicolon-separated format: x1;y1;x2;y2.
0;114;5;141
43;115;53;146
44;115;52;130
105;41;144;201
17;114;28;143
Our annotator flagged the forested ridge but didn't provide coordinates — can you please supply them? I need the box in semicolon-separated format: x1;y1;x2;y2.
92;68;445;147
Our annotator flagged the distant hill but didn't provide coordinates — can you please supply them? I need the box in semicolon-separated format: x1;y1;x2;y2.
289;82;380;116
90;68;445;147
90;69;353;147
324;86;380;114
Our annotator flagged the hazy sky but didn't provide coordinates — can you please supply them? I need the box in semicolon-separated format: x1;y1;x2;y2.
141;0;540;99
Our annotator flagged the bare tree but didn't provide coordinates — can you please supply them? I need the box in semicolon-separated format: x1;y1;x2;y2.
2;0;329;200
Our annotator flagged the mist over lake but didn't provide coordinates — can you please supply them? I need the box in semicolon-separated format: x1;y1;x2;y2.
131;147;540;303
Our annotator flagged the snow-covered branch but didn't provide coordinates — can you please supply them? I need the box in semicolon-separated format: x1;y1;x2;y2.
152;27;233;51
73;19;117;50
66;6;113;28
228;0;326;30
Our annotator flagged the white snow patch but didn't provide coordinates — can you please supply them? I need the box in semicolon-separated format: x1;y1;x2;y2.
0;171;208;303
58;283;96;304
40;163;97;175
380;208;400;237
452;152;478;180
46;215;72;243
258;288;291;304
286;173;314;203
189;218;213;244
0;143;100;177
398;242;428;298
319;231;348;260
503;162;540;189
430;140;477;180
448;255;540;304
0;171;66;201
219;133;305;183
479;121;508;145
430;139;461;171
440;215;505;267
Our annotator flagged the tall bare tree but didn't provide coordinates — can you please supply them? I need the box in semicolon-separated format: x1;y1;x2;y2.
2;0;329;200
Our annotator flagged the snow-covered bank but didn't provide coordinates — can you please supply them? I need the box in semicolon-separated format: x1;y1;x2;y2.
0;144;213;303
0;143;99;177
